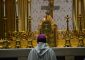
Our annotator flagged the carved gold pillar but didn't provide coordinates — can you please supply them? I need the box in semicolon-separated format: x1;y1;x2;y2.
18;0;27;32
73;0;85;32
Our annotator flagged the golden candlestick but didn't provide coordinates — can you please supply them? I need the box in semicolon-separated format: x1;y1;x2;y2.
2;17;10;48
13;31;21;48
27;32;33;48
27;0;33;48
77;14;82;33
78;35;84;47
77;14;84;47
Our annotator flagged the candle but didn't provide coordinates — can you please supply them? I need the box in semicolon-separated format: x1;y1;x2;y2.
16;0;18;16
79;1;81;15
15;0;18;31
3;0;5;17
28;0;31;16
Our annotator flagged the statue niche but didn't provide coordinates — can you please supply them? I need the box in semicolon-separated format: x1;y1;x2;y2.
39;14;57;47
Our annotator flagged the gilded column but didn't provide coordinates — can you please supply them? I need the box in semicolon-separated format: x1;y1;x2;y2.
18;0;27;32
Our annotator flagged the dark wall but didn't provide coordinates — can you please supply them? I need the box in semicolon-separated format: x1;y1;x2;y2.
57;56;65;60
75;56;85;60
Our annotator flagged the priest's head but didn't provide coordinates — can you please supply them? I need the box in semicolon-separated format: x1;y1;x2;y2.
37;34;46;43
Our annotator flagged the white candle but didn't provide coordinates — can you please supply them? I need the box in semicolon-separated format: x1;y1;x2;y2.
15;0;18;31
3;0;5;17
16;0;18;16
28;0;31;16
79;1;81;14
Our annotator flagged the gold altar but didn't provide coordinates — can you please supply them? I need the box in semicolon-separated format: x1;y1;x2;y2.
0;14;85;48
0;0;85;48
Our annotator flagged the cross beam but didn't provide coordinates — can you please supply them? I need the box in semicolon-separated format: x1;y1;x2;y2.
41;0;60;18
41;6;60;10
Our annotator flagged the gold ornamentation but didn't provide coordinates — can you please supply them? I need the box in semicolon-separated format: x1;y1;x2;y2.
39;13;57;47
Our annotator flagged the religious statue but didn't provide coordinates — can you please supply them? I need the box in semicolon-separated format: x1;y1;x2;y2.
39;12;57;47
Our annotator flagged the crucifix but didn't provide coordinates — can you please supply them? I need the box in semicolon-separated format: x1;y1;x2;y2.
41;0;60;18
65;15;70;32
64;15;71;47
